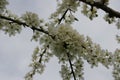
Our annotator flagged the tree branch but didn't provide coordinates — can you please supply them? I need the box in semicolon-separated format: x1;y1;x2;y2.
0;14;27;26
39;45;48;63
63;42;76;80
66;52;77;80
78;0;120;18
0;14;55;38
58;8;70;24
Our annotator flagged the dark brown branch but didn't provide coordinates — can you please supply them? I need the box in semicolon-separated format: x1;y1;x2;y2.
0;14;53;37
39;45;48;63
78;0;120;18
58;8;70;24
39;50;45;63
0;14;27;26
63;42;76;80
66;52;77;80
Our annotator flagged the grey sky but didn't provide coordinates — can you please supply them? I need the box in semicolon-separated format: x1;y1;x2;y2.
0;0;120;80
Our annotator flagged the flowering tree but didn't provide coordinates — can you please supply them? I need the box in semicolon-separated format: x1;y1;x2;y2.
0;0;120;80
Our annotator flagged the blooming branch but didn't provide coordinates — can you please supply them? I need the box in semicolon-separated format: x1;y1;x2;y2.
78;0;120;18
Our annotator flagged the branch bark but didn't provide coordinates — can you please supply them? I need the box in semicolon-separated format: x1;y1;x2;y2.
78;0;120;18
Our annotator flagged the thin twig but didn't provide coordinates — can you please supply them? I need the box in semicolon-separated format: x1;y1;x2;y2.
66;52;77;80
39;45;49;63
58;8;70;24
63;42;76;80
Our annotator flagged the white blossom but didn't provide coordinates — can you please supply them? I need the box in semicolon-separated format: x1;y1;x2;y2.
116;35;120;43
60;64;71;80
113;49;120;80
104;14;115;24
47;24;85;59
0;10;22;36
116;19;120;29
21;12;41;27
81;4;98;20
50;0;80;22
0;0;8;13
0;20;22;36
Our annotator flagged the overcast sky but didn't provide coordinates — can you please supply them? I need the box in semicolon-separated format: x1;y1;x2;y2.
0;0;120;80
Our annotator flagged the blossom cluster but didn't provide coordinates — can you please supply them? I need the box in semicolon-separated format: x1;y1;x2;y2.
3;22;21;36
116;35;120;43
104;13;116;24
82;39;113;68
25;46;53;80
21;12;43;27
60;64;71;80
0;0;8;13
39;23;116;79
116;19;120;29
0;10;22;36
42;24;85;60
41;24;113;68
112;49;120;80
25;47;43;80
59;58;84;80
73;57;84;80
50;0;80;23
81;3;98;20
